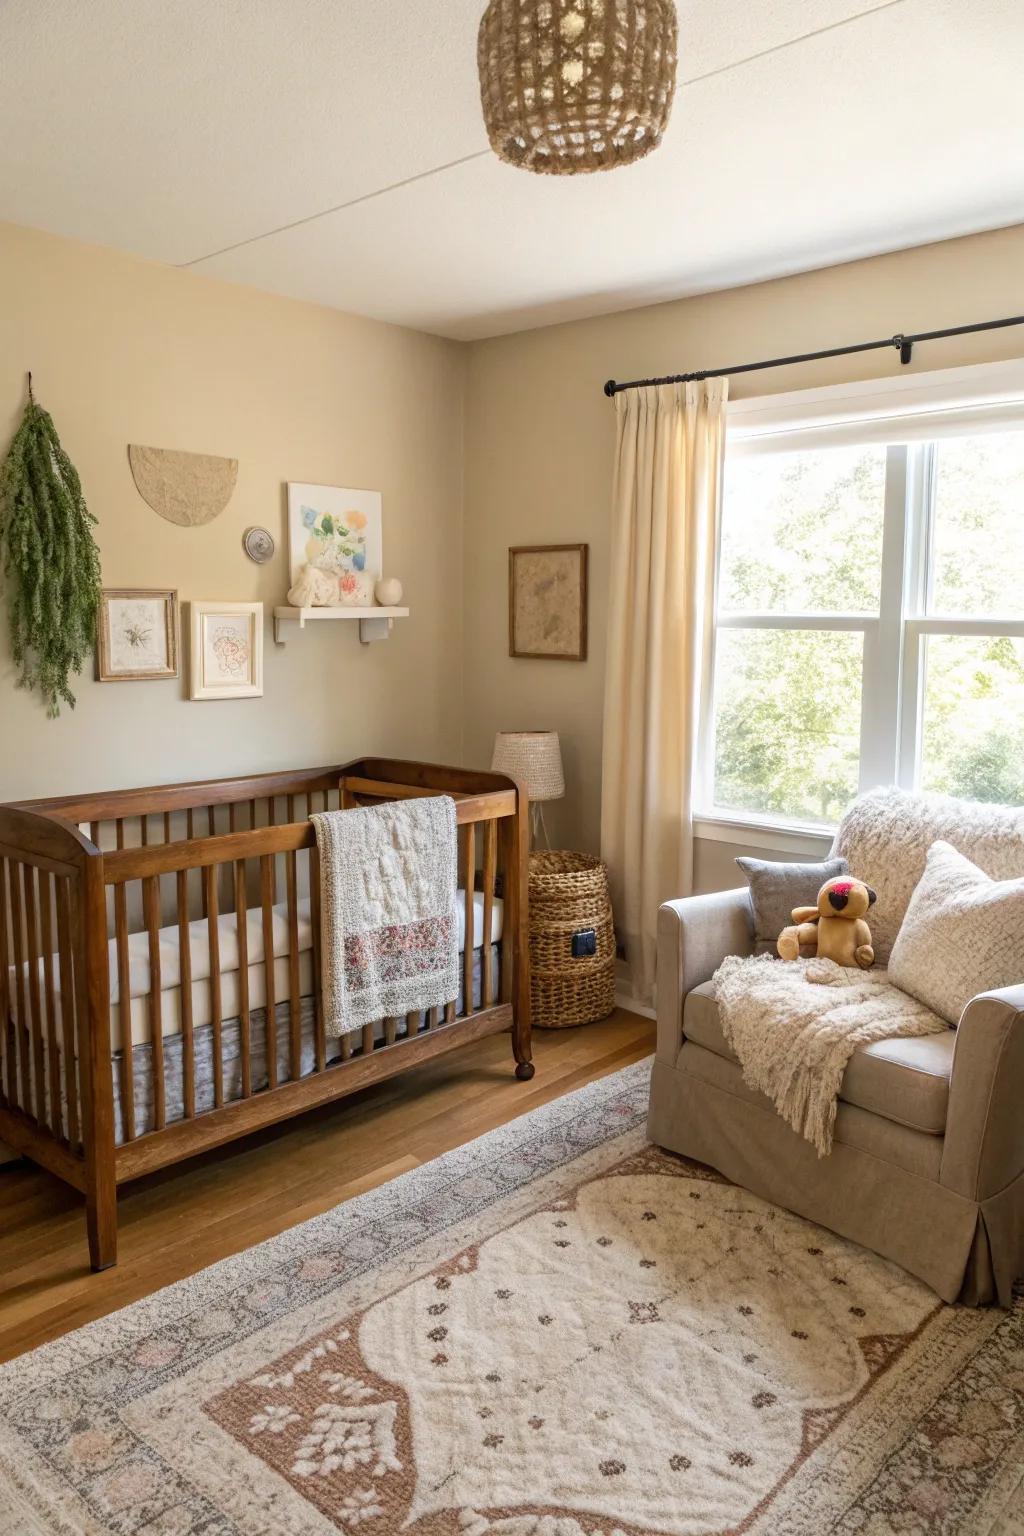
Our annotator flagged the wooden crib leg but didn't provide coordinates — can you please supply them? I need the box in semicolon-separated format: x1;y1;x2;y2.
86;1169;118;1271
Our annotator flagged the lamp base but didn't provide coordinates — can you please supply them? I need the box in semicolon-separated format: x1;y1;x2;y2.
530;802;553;850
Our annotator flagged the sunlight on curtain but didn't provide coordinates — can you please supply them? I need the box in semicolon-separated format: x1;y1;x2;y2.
601;379;728;1004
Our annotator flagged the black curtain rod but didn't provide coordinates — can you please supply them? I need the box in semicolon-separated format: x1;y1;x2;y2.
602;313;1024;398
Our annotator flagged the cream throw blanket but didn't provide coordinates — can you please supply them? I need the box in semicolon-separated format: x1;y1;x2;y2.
713;955;948;1156
310;797;459;1039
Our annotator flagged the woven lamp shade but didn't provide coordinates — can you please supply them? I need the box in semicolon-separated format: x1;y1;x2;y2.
478;0;678;175
491;731;565;801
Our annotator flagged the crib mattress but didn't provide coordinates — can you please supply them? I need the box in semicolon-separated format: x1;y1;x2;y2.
7;890;504;1053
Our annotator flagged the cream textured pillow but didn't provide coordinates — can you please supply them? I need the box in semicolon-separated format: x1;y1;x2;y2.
888;840;1024;1025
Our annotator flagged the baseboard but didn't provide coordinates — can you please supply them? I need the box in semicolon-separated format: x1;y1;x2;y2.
615;990;656;1021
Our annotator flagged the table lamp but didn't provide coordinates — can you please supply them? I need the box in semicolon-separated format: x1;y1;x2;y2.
491;730;565;849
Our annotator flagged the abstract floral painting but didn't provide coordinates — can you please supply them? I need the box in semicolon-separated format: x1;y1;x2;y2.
97;589;178;680
190;601;264;700
287;483;383;592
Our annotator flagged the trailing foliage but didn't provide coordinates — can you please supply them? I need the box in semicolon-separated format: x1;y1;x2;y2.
0;381;101;716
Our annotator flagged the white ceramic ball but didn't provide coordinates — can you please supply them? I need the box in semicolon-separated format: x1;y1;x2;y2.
374;577;404;607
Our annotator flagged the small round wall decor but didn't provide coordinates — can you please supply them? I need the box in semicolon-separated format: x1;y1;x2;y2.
243;526;275;564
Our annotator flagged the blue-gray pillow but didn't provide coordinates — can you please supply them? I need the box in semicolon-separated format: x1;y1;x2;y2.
736;855;850;952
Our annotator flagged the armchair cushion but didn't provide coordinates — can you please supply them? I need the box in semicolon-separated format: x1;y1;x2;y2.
735;854;848;952
683;981;955;1135
888;841;1024;1025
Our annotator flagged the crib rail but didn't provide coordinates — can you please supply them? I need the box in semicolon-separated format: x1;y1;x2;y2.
2;760;531;1268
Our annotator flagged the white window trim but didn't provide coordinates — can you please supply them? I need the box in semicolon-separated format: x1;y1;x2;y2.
697;358;1024;840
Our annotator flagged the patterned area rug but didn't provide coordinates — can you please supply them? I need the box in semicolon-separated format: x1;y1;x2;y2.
2;1060;1024;1535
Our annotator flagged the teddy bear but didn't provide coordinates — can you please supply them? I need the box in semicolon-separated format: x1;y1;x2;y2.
777;875;877;969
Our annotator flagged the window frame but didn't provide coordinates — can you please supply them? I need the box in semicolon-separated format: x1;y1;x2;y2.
697;362;1024;842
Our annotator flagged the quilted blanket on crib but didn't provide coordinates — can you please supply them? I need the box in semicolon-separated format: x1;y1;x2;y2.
310;796;459;1038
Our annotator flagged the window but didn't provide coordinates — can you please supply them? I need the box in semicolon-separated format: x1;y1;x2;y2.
700;375;1024;832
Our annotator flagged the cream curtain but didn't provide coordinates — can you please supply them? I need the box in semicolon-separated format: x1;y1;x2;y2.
600;379;729;1005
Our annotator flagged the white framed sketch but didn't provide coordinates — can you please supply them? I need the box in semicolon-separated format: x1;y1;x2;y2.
98;589;178;681
287;483;383;599
190;601;264;700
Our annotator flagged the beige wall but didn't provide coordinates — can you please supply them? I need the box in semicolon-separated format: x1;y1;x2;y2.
462;223;1024;871
4;218;1024;878
0;222;465;802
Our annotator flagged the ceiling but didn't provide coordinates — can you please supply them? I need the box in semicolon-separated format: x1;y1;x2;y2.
2;0;1022;341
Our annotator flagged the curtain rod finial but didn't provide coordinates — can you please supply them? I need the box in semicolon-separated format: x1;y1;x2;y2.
603;379;617;397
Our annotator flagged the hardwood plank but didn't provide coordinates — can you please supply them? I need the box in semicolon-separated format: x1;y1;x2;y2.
0;1010;653;1363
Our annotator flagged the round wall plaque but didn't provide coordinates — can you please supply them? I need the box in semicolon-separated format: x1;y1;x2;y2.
243;526;275;564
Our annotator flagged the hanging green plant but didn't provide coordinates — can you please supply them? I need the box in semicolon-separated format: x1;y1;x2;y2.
0;375;102;716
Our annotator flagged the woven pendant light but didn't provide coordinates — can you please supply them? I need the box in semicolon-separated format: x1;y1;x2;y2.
478;0;678;175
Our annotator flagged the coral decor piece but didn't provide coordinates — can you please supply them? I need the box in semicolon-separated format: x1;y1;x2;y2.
0;374;102;715
128;444;238;527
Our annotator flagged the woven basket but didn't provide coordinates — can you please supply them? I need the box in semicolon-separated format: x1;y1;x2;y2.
528;851;616;1028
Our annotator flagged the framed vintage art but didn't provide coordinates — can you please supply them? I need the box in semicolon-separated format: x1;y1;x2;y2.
97;589;179;681
508;544;588;661
287;483;383;591
189;601;264;701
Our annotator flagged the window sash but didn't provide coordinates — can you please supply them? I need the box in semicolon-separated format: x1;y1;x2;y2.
702;432;1024;828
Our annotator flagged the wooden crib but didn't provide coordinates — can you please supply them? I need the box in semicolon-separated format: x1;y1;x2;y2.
0;758;531;1271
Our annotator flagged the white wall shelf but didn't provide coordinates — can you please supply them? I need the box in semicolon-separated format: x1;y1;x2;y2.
273;606;409;646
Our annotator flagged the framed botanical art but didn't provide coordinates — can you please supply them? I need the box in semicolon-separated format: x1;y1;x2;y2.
97;589;178;681
509;544;588;661
190;601;264;701
287;483;383;599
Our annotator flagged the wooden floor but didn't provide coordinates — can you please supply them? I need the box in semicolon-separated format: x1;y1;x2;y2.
0;1010;653;1365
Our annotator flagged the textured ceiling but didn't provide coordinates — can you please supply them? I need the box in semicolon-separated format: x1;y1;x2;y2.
1;0;1022;339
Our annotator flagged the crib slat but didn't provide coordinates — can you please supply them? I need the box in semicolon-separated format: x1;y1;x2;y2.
141;815;149;847
9;861;29;1113
482;819;497;1009
164;811;172;844
500;816;514;1005
0;860;10;1107
116;819;125;851
145;876;165;1132
39;872;61;1135
260;856;277;1091
177;869;195;1120
286;849;301;1082
384;1016;398;1047
114;882;136;1142
22;863;47;1125
89;821;100;849
55;877;80;1149
267;798;278;902
310;844;325;1073
406;1010;419;1037
362;1023;374;1057
235;860;251;1098
462;825;475;1017
205;866;223;1108
444;1001;456;1025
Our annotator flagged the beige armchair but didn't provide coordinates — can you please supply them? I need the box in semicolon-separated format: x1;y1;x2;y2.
647;790;1024;1306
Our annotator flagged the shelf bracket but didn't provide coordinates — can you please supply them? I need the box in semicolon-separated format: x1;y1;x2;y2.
359;615;394;645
